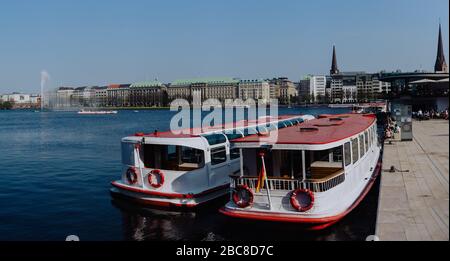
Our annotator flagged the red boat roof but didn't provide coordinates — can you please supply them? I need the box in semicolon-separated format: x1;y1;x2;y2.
232;113;376;145
133;115;299;139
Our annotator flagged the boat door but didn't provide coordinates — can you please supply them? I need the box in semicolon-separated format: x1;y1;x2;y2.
207;143;230;188
200;133;232;188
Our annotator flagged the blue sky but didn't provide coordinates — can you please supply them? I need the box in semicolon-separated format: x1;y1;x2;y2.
0;0;448;93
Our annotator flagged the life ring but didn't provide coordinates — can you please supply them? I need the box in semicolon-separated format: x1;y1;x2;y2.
290;188;314;212
126;167;138;185
148;169;165;188
232;185;254;208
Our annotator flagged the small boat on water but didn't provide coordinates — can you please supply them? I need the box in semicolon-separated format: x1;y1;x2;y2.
220;113;382;230
77;110;118;115
110;114;315;208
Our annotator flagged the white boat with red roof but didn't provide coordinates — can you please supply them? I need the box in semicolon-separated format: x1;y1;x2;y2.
110;115;314;208
220;113;382;230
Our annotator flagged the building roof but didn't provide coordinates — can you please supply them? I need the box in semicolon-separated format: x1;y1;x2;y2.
410;79;437;84
379;72;449;82
171;77;240;86
232;113;376;145
130;81;163;88
239;79;268;84
435;23;448;73
330;45;339;75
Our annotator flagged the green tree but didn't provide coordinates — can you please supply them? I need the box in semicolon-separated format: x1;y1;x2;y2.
0;101;13;110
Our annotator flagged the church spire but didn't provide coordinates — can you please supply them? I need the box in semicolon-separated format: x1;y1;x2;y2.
434;23;448;73
330;45;339;75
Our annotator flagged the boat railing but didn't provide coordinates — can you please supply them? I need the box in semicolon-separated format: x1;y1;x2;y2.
232;171;345;193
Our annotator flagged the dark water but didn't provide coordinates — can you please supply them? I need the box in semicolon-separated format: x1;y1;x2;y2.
0;107;380;241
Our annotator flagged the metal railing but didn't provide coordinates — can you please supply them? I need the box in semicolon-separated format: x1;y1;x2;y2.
233;172;345;193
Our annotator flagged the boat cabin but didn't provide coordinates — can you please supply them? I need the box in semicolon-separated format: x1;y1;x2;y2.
220;113;382;229
112;114;315;207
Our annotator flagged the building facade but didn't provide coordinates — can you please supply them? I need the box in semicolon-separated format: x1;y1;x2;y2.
129;81;166;107
107;84;131;107
0;93;31;104
269;77;297;105
168;77;239;104
299;75;327;103
238;79;270;103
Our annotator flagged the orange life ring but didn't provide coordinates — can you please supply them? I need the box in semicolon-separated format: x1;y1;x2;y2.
126;167;138;185
148;169;165;188
232;185;254;208
290;188;314;212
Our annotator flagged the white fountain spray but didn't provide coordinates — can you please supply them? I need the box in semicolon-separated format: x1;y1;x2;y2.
40;70;50;111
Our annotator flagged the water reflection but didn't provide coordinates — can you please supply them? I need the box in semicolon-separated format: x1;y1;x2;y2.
112;176;380;241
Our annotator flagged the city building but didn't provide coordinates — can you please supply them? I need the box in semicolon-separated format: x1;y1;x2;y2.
129;81;167;107
238;79;270;104
269;77;297;105
56;87;75;108
92;86;108;107
379;24;449;111
29;95;41;105
435;23;448;73
0;93;41;108
107;84;131;107
328;46;391;103
299;75;327;103
168;77;239;104
1;93;31;104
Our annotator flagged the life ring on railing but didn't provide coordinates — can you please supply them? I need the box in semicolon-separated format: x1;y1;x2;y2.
290;188;314;212
232;185;254;208
126;167;138;185
148;169;165;188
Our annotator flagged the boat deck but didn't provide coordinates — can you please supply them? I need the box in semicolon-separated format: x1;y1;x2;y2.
376;119;449;241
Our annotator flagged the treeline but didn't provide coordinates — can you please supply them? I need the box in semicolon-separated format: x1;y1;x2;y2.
0;101;13;110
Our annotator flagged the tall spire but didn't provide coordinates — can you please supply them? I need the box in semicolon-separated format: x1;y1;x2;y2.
330;45;339;75
434;23;448;73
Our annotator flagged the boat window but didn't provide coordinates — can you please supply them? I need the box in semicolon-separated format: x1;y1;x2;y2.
359;134;365;157
344;142;351;166
277;121;286;129
230;147;240;160
121;142;135;166
256;126;268;134
266;123;277;131
211;146;227;165
331;146;343;162
307;148;344;180
143;144;204;171
283;120;293;127
352;138;359;163
278;150;302;179
243;127;258;136
201;133;227;146
224;132;243;141
364;131;369;152
368;129;372;147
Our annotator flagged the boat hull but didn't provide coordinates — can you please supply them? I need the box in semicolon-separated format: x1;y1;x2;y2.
110;181;230;208
220;155;382;230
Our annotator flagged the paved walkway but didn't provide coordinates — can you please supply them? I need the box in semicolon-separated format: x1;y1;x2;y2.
376;120;449;241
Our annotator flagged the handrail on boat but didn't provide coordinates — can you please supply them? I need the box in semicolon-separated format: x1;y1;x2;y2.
232;170;345;193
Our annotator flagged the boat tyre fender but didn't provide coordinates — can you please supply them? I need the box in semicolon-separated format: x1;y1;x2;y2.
232;185;254;208
126;167;138;185
148;169;165;188
290;188;314;212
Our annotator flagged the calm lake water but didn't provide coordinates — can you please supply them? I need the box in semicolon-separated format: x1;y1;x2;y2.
0;107;380;241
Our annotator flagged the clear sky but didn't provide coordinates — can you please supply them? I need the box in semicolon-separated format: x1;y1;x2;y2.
0;0;448;93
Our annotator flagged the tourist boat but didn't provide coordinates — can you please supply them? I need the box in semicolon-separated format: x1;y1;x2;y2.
77;109;118;115
220;113;382;230
110;115;315;208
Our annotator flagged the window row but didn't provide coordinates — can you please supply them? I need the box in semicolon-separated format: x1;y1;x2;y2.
343;125;377;166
